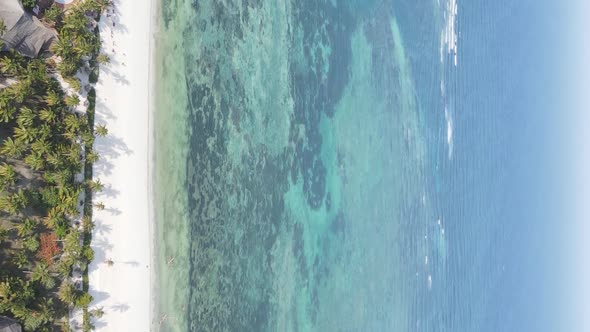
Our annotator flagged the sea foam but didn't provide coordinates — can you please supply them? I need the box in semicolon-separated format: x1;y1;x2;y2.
439;0;458;160
445;107;453;159
440;0;458;66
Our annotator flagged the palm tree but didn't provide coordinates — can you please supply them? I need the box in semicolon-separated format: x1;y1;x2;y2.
97;53;110;64
64;114;82;134
16;106;35;127
45;90;61;107
50;38;72;58
86;150;100;163
37;123;52;141
89;306;105;318
46;169;74;187
95;124;108;137
83;0;112;12
0;162;17;188
24;152;45;171
45;152;62;169
0;196;17;215
0;91;11;106
42;4;63;27
24;61;47;87
62;129;77;141
75;292;93;309
65;95;80;108
62;10;87;33
14;125;37;144
58;62;79;78
39;108;57;123
87;179;104;192
31;263;56;289
94;202;105;210
44;208;65;229
63;229;82;258
73;38;95;56
12;251;29;269
55;222;69;239
55;258;74;279
64;144;82;168
22;234;39;252
15;218;37;237
23;298;55;331
0;226;8;243
0;280;9;299
0;56;22;77
1;137;25;158
14;189;28;207
0;106;16;123
82;215;95;233
31;139;52;156
58;280;77;307
0;190;28;215
9;79;34;103
52;188;78;216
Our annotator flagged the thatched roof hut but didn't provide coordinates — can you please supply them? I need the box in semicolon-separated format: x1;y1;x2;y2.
0;0;57;58
0;316;21;332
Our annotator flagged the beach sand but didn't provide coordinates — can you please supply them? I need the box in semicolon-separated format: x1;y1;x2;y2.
88;0;154;330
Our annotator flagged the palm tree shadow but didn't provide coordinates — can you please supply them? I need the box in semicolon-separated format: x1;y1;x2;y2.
94;96;116;121
109;1;129;34
100;66;130;85
93;134;134;178
100;0;129;35
120;260;140;267
93;98;134;180
89;288;110;305
93;319;108;330
97;185;120;199
92;237;113;251
89;236;112;273
93;156;114;177
94;222;112;235
103;207;122;216
111;303;130;313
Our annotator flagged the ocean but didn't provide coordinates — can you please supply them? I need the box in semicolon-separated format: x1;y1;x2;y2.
152;0;560;331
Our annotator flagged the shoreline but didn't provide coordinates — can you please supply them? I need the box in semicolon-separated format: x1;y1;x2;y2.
88;0;155;330
148;0;160;329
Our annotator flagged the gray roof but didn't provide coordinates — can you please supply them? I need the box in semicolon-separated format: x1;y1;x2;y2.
0;0;57;58
0;316;21;332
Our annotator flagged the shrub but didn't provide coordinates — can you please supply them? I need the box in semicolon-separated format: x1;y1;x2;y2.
37;233;60;265
22;0;36;10
82;246;94;262
89;68;99;84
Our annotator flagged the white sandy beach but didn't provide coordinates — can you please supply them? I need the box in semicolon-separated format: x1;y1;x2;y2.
88;0;154;330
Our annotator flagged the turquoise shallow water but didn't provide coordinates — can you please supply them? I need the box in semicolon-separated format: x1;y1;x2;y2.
153;0;563;331
153;1;443;330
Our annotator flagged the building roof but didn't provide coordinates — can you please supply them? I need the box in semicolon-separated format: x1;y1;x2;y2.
0;316;21;332
0;0;57;58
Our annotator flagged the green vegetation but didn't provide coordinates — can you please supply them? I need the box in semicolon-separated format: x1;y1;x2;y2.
0;0;111;330
21;0;36;11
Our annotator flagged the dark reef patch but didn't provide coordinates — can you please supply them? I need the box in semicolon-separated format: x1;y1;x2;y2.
178;0;360;330
289;1;355;210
